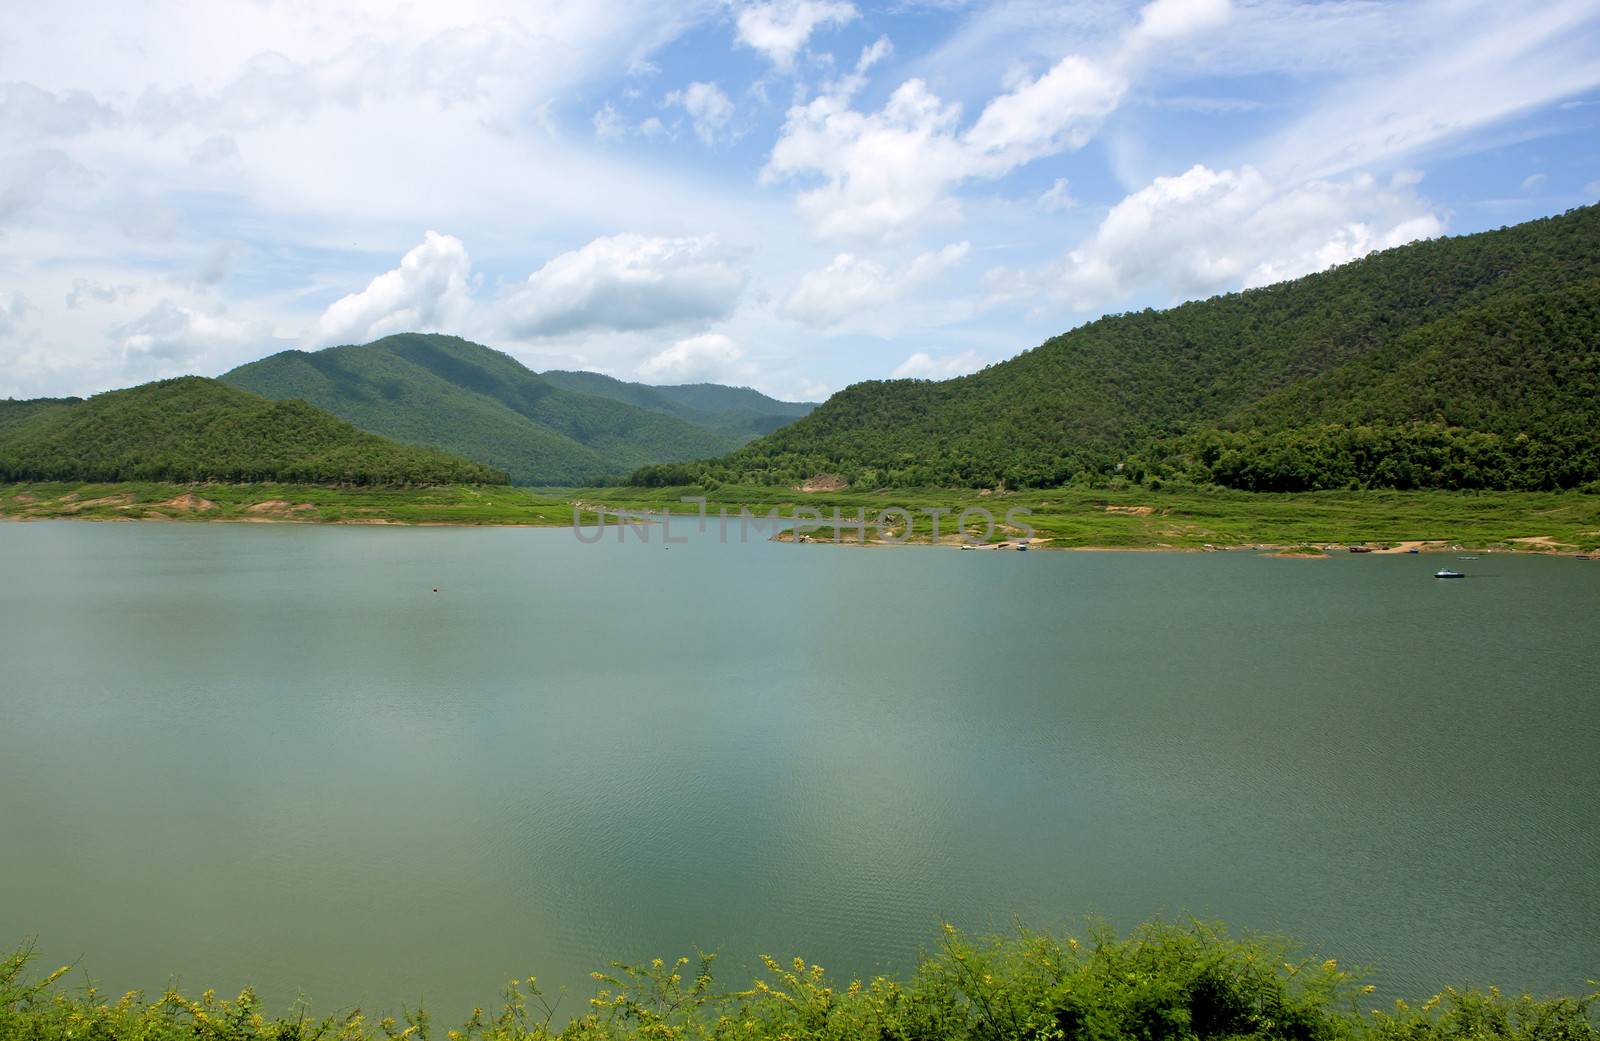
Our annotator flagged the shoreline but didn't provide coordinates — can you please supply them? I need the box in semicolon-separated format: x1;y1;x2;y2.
5;481;1599;557
6;511;1598;556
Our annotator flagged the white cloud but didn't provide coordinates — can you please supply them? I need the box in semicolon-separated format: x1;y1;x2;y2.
0;149;97;224
763;0;1226;241
112;299;275;379
64;279;134;309
1056;164;1445;307
1520;173;1548;193
0;82;121;139
1261;0;1600;182
593;103;627;141
637;332;746;383
501;234;746;337
1129;0;1230;45
735;0;859;70
1038;177;1076;212
667;82;735;145
312;231;474;346
0;291;30;338
782;242;970;327
891;350;982;379
189;134;239;165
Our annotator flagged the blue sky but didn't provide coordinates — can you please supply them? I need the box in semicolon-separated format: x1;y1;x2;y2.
1;0;1597;402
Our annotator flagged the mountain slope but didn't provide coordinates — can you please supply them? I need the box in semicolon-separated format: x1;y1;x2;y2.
647;205;1600;491
223;334;752;484
0;398;80;435
0;377;507;485
539;370;815;436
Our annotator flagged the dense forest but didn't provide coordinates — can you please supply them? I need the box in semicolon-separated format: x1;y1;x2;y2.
224;334;808;485
539;369;815;438
0;377;507;485
631;205;1600;492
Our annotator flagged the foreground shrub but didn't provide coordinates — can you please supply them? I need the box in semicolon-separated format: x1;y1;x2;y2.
2;922;1595;1041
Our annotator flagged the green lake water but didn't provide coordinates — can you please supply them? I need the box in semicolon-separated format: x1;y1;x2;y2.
1;521;1596;1016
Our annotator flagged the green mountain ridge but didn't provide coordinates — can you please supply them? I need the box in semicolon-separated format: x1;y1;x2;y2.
222;334;811;485
0;377;507;485
634;204;1600;492
539;369;815;438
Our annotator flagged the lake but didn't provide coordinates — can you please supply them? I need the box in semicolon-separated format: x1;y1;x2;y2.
1;520;1596;1018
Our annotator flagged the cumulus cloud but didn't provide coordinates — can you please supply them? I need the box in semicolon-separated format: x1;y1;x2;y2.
0;291;31;336
1129;0;1231;45
189;134;239;165
763;0;1225;240
735;0;859;70
1056;165;1445;307
667;82;734;145
112;299;275;378
312;231;474;346
782;242;969;328
637;332;747;383
0;292;45;398
64;279;134;309
0;149;97;223
891;349;982;380
502;234;746;337
0;82;121;139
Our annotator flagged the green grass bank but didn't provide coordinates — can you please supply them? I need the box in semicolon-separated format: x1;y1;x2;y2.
5;481;1600;553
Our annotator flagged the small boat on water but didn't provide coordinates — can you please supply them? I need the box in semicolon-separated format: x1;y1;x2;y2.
1015;542;1029;552
1349;545;1373;553
1578;554;1592;560
1407;548;1420;554
1457;555;1479;560
1434;569;1465;579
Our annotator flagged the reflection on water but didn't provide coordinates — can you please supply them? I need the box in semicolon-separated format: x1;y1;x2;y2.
1;521;1597;1016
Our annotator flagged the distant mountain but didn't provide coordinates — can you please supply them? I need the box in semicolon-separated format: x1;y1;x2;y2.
634;205;1600;492
0;377;505;485
539;370;816;437
223;334;804;485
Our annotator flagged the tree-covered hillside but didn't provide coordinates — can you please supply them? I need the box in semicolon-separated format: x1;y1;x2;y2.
223;334;761;484
634;205;1600;492
0;398;80;435
0;377;507;485
539;369;815;438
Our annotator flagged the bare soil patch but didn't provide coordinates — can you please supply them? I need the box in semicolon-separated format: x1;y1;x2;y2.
159;493;219;513
795;474;848;493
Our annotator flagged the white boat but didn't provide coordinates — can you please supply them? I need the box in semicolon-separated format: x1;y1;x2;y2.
1434;569;1465;579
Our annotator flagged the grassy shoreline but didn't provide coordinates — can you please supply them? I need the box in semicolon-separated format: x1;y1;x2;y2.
4;481;1600;554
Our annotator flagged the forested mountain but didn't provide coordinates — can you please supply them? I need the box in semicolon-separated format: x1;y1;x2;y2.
632;205;1600;492
223;334;779;484
0;398;80;435
539;370;815;438
0;377;506;485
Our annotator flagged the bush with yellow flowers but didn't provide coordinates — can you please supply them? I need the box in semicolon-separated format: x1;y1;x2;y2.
3;922;1595;1041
